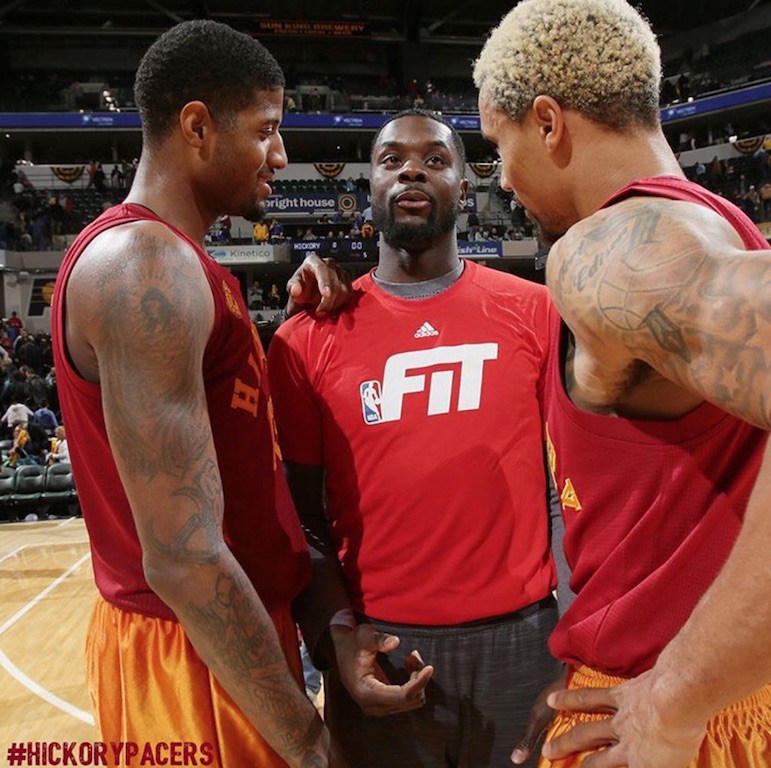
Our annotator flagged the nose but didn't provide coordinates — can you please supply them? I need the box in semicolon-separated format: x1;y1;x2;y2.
268;132;288;171
499;169;513;193
397;159;427;183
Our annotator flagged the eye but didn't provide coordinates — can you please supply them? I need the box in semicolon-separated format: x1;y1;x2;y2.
381;154;400;166
426;154;446;166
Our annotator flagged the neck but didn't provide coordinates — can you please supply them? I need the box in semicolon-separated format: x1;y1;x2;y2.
375;230;460;283
125;149;215;244
569;122;685;220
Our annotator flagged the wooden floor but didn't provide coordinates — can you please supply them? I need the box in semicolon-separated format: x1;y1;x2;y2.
0;517;325;763
0;517;98;751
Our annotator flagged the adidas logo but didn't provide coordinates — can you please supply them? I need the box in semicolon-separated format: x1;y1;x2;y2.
414;321;439;338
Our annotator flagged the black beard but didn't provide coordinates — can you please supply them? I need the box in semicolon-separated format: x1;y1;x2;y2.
372;197;458;247
243;201;267;223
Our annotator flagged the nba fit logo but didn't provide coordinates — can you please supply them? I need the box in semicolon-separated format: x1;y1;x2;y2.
360;343;498;424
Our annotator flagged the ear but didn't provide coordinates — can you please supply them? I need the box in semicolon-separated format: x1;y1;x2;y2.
532;95;565;154
458;178;469;210
179;101;213;148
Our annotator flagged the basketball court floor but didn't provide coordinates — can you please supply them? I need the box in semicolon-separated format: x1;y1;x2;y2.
0;518;98;750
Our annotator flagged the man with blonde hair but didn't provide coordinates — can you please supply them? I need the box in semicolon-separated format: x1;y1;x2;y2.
474;1;770;767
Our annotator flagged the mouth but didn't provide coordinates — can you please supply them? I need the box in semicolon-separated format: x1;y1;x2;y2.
257;178;273;198
394;189;431;213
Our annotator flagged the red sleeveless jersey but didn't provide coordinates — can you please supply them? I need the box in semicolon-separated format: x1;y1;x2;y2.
52;204;310;620
545;177;769;676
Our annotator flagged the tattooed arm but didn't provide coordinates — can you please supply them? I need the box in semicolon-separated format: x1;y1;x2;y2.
66;221;329;768
543;198;771;768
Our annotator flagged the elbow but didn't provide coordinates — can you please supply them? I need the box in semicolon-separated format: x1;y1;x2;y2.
142;544;226;605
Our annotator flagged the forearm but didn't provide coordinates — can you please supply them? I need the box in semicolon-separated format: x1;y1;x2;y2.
282;462;353;668
293;505;354;669
148;551;328;768
649;439;771;723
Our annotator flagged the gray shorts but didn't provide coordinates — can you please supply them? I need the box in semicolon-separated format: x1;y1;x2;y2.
325;597;560;768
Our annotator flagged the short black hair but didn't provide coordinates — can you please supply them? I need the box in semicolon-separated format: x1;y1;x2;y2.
134;20;285;144
370;109;467;168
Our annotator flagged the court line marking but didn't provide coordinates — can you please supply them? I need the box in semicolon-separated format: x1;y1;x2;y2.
0;552;91;636
0;540;90;567
0;545;26;565
0;551;95;725
0;647;95;725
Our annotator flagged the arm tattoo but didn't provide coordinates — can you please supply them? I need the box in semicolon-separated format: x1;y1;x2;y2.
642;308;691;363
145;459;223;564
185;569;325;759
551;198;771;426
99;231;210;480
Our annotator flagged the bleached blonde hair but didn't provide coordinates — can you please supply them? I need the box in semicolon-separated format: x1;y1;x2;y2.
473;0;661;130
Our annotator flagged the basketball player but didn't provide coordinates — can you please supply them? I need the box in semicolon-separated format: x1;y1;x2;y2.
52;21;349;768
473;1;771;766
268;110;562;767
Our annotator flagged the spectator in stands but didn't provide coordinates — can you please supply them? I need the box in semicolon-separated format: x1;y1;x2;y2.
31;212;50;250
48;195;65;236
6;312;23;343
33;399;58;434
46;424;69;464
6;423;31;467
44;367;58;415
124;158;138;190
25;418;48;463
746;186;761;221
252;220;269;243
267;283;281;309
676;72;690;101
2;369;30;411
355;172;370;193
466;210;480;240
760;181;771;221
0;330;12;357
360;220;375;238
86;160;97;188
268;218;284;241
247;281;264;310
2;401;33;433
21;334;44;378
110;165;124;189
13;327;32;356
93;163;107;192
61;193;74;220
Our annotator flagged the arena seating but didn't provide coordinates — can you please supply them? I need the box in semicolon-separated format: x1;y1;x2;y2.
0;463;79;522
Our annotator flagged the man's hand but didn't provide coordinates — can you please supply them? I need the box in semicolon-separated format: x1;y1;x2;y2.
331;623;434;716
510;664;568;765
542;670;707;768
286;255;352;317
